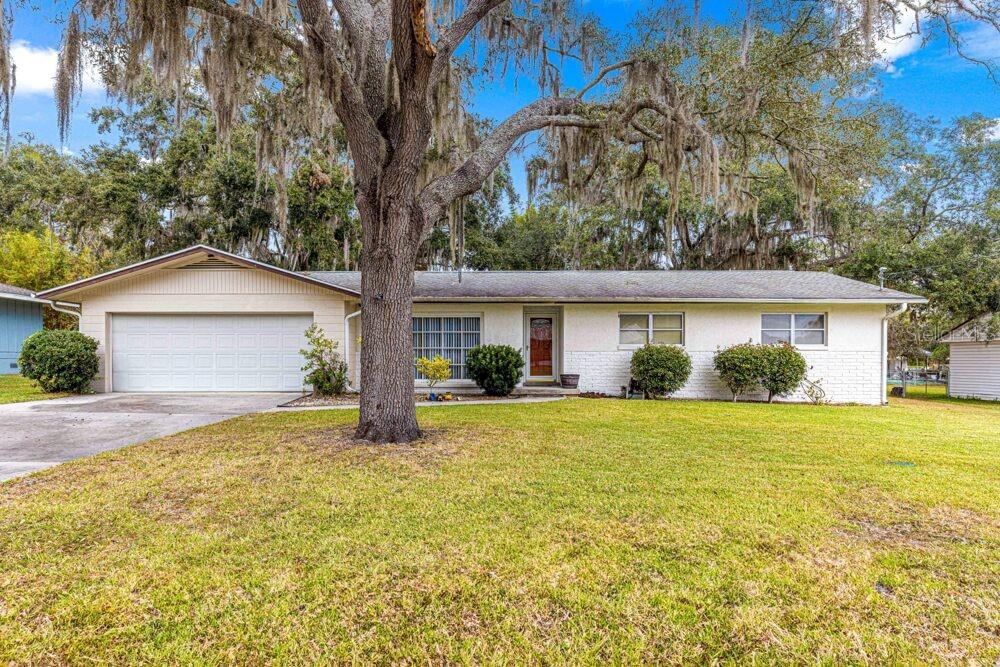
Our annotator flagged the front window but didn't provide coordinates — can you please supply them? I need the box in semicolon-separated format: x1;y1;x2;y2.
619;313;684;346
413;316;481;380
761;313;826;345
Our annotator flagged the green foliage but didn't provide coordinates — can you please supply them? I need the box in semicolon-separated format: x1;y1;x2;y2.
760;343;808;402
0;230;99;328
18;330;99;393
300;324;348;396
714;343;808;402
466;345;524;396
630;344;692;398
0;229;98;292
415;355;452;388
714;343;763;401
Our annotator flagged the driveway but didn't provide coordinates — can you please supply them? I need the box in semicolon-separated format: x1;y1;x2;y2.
0;393;291;481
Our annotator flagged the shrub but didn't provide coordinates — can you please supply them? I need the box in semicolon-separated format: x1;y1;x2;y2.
630;344;692;398
416;355;452;389
760;343;807;402
19;329;99;393
466;344;523;396
300;324;349;396
713;342;763;401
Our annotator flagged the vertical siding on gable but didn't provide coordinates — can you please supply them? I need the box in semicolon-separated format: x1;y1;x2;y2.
0;299;44;374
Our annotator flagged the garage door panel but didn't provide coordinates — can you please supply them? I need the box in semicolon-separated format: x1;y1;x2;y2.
171;355;192;370
172;333;193;348
112;314;312;392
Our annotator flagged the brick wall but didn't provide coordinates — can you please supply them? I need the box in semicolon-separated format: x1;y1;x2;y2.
565;349;882;404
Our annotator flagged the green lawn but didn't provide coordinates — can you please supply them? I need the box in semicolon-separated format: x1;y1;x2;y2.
1;396;998;663
890;382;1000;405
0;374;70;404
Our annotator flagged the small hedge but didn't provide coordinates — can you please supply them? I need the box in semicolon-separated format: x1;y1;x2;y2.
714;342;808;402
760;343;808;402
466;344;523;396
713;343;762;401
19;330;99;393
630;344;692;398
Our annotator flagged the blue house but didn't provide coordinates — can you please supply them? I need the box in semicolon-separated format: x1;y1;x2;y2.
0;282;45;375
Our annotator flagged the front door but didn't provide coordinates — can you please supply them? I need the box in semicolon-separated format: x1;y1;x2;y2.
526;314;558;381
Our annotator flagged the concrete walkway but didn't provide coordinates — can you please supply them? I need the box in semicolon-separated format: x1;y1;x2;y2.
268;395;565;412
0;393;290;482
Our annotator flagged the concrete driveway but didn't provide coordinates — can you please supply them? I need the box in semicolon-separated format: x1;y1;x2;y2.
0;393;291;481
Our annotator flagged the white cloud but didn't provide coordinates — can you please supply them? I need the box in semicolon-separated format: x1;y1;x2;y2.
962;23;1000;60
987;120;1000;142
874;7;922;65
11;40;103;97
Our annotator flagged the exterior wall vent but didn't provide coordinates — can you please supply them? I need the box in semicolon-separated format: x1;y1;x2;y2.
176;257;248;270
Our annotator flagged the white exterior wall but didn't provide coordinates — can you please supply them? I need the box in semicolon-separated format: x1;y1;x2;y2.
76;267;346;392
349;301;526;388
73;265;891;404
948;342;1000;400
562;302;887;404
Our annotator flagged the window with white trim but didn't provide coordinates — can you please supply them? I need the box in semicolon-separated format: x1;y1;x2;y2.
618;313;684;346
761;313;826;345
413;316;481;380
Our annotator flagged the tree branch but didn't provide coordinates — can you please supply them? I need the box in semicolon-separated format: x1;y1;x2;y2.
575;60;633;99
428;0;507;94
418;97;584;226
186;0;303;56
298;0;385;176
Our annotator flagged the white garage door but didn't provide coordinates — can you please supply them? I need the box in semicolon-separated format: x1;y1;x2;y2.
111;314;312;392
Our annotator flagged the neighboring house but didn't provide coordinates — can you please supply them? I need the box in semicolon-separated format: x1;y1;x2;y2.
37;245;926;404
938;315;999;401
0;282;45;375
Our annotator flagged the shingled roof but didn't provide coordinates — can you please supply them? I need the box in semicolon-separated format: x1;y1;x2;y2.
305;270;925;303
0;282;41;301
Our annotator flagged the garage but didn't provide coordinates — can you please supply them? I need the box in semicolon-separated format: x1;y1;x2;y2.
111;314;313;392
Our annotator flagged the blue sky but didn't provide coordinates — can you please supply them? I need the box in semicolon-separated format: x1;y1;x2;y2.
7;1;999;178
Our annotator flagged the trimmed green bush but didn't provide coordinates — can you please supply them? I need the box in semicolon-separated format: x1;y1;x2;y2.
630;344;692;398
713;342;763;401
300;324;349;396
466;344;523;396
760;343;808;402
714;342;809;402
19;329;99;393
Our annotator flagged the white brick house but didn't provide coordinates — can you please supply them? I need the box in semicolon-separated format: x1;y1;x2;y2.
38;245;925;404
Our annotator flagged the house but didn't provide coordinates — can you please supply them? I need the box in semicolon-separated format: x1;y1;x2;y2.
0;282;45;375
37;245;926;404
938;315;999;401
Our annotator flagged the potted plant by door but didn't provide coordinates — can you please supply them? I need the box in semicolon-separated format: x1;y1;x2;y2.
559;373;580;389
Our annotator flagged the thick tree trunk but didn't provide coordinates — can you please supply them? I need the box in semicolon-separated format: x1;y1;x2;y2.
353;199;422;443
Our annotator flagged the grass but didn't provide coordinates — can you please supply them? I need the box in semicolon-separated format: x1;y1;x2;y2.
889;382;1000;405
1;396;998;663
0;374;70;404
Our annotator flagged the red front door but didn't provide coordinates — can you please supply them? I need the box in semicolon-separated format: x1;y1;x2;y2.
529;317;553;378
